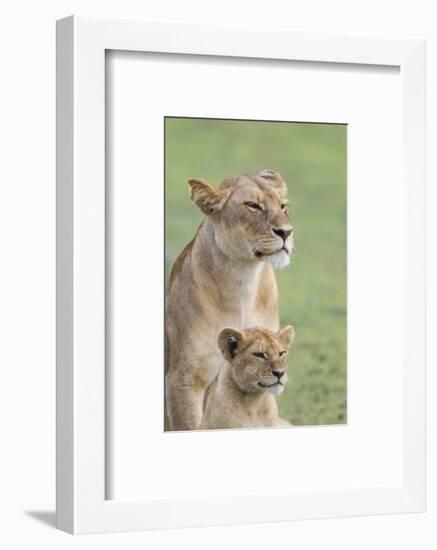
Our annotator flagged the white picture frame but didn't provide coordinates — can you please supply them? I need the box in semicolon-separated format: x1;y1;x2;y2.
56;15;426;534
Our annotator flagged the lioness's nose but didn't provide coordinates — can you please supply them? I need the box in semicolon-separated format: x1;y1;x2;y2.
273;227;293;241
272;369;285;380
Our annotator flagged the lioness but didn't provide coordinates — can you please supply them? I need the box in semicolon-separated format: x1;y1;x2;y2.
165;170;294;430
200;326;295;430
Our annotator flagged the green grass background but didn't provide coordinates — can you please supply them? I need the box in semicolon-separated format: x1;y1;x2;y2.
165;117;347;426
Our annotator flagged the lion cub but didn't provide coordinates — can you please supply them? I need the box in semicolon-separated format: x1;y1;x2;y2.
200;326;295;430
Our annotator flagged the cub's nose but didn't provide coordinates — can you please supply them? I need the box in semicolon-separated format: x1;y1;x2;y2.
272;369;285;380
273;227;293;241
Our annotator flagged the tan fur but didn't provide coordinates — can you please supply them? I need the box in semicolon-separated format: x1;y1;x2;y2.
200;326;295;430
165;170;294;431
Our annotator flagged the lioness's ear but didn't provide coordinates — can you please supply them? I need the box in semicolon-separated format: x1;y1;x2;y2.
278;325;295;349
259;169;287;194
218;328;246;361
188;178;228;216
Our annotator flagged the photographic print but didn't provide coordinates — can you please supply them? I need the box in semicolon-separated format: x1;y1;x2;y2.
164;117;346;431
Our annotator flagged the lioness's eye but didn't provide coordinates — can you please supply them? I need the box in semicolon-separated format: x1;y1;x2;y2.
253;351;267;359
281;204;288;212
279;350;286;358
245;201;263;211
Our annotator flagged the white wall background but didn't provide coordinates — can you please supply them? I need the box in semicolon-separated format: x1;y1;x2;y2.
0;1;435;548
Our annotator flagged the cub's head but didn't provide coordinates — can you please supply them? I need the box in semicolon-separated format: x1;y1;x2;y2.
188;170;294;268
218;326;295;396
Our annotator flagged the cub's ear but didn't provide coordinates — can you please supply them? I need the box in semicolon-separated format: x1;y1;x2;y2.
278;325;295;349
188;178;228;216
218;328;246;362
259;169;287;195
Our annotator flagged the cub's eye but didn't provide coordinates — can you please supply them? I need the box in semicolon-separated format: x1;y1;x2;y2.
245;201;263;211
281;204;288;212
253;351;267;359
279;350;286;358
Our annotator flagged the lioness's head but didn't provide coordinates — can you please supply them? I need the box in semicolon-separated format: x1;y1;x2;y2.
188;170;294;268
218;325;295;396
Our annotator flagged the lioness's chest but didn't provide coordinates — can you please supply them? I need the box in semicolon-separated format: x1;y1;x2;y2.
195;349;225;387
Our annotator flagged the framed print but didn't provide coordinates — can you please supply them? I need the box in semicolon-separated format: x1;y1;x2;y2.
56;16;426;534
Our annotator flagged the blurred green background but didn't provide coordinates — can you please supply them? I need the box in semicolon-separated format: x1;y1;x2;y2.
165;117;347;426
